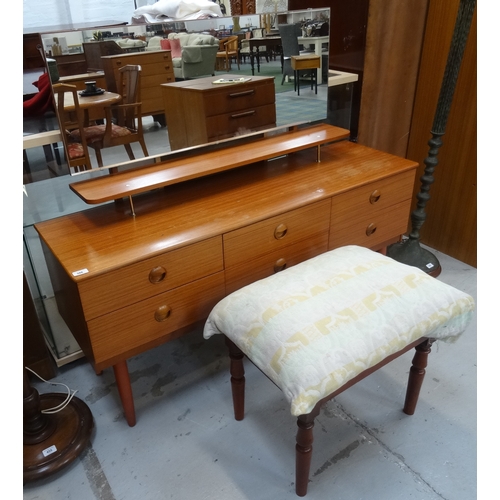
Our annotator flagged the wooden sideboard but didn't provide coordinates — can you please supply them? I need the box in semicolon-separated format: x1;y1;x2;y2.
162;75;276;150
35;125;417;426
101;50;175;126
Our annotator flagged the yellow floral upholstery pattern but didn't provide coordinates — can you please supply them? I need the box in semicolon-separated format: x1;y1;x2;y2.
203;245;475;416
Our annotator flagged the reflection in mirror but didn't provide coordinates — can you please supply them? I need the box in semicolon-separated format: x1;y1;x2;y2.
23;8;332;182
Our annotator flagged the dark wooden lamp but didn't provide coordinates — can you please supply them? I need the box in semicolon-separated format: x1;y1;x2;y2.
23;367;94;482
387;0;476;276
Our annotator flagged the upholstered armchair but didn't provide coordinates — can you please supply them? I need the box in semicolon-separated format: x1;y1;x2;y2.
146;36;163;51
166;33;219;79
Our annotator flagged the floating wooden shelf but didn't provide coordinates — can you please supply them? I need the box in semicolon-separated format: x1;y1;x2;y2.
69;124;350;207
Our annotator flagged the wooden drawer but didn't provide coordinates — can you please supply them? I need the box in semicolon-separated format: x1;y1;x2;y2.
88;272;225;365
330;170;415;220
206;104;276;140
329;172;414;250
107;51;173;72
224;199;331;268
142;73;175;89
204;82;275;116
329;200;412;250
79;237;223;321
225;236;328;294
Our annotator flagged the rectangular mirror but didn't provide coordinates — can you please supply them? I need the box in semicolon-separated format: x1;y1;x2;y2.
24;7;334;181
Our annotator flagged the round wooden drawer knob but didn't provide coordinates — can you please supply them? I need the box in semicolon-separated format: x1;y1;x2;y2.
149;266;167;283
369;190;381;204
274;258;287;273
154;305;171;322
366;223;377;236
274;223;288;239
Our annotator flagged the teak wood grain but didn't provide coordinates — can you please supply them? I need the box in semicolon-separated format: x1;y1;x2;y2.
35;126;418;426
69;124;350;204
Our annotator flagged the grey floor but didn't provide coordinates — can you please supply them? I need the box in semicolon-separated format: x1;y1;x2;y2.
22;248;476;500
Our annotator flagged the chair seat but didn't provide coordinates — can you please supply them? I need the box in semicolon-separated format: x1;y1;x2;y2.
204;245;475;417
71;123;132;144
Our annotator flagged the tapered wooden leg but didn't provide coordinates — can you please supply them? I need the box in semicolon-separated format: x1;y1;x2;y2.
225;337;245;421
94;148;104;168
113;360;136;427
124;144;135;161
139;139;149;158
296;416;315;497
403;339;433;415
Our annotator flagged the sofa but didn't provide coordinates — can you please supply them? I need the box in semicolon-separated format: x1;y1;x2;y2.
115;38;147;51
164;32;219;80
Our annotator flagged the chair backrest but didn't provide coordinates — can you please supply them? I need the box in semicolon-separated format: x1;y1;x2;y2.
51;83;92;171
225;36;239;53
278;23;302;58
117;65;141;127
83;41;124;71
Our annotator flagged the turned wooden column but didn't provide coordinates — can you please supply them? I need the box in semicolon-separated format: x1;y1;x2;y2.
23;367;94;482
403;339;434;415
296;416;315;497
226;337;246;421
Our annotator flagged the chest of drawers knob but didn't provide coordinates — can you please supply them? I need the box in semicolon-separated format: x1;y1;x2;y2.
154;305;172;322
369;190;381;204
274;258;287;273
149;266;167;283
365;223;377;236
274;223;288;240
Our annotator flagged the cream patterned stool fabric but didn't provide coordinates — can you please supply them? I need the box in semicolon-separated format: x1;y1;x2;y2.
203;245;475;496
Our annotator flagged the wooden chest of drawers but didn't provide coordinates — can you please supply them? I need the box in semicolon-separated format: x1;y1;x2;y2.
162;75;276;150
224;200;331;294
101;50;175;121
35;126;417;427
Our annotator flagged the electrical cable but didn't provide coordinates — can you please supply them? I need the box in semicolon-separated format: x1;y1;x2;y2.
25;366;79;414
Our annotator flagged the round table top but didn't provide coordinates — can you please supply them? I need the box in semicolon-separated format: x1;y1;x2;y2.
64;91;121;110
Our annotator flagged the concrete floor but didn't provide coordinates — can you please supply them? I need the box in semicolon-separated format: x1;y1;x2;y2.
22;247;477;500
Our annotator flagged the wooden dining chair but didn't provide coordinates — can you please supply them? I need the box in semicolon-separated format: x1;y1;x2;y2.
70;65;149;168
216;36;240;71
52;83;93;172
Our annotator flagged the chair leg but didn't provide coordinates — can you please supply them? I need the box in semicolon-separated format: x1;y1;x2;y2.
124;144;136;161
94;148;104;168
403;339;434;415
139;139;149;158
296;416;315;496
225;337;245;421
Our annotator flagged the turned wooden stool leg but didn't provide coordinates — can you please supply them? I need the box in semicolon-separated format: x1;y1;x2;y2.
296;416;315;497
403;339;434;415
113;360;136;427
226;337;245;421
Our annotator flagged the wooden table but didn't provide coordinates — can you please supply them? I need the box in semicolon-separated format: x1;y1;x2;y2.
247;36;283;75
34;124;417;427
298;35;329;82
64;90;121;123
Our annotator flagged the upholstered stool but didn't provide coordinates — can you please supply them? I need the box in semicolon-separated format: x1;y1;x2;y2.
204;245;475;496
291;55;321;95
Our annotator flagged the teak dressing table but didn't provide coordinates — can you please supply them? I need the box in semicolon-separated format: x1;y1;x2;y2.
35;124;418;427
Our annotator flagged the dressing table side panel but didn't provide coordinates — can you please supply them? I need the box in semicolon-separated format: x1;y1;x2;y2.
40;240;95;365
